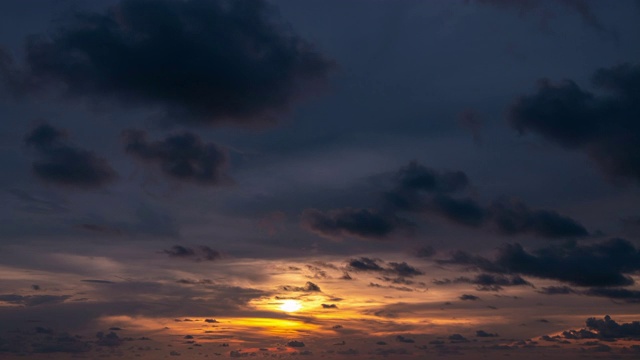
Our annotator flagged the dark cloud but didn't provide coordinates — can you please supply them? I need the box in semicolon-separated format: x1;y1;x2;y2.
560;315;640;340
441;238;640;287
434;273;532;291
301;161;587;240
537;286;576;295
476;330;499;337
385;162;586;238
161;245;220;261
24;124;117;189
0;294;71;307
321;304;338;309
489;200;588;238
509;63;640;183
7;0;333;126
347;257;423;279
459;294;480;301
583;288;640;303
280;281;321;292
287;340;305;348
301;208;411;240
395;335;415;343
393;161;470;195
448;333;469;342
122;129;230;186
347;257;384;272
471;0;604;31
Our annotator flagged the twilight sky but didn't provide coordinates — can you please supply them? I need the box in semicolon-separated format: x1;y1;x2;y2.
1;0;640;358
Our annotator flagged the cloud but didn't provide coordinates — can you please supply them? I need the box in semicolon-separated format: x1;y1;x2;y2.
489;200;588;238
583;288;640;303
302;161;588;240
24;124;117;189
301;208;411;240
537;286;576;295
476;330;499;337
321;304;338;309
161;245;220;261
287;340;305;348
441;238;640;287
347;257;423;278
122;129;230;186
509;63;640;183
459;294;480;301
395;335;415;343
385;162;587;238
0;294;71;307
560;315;640;340
6;0;333;126
433;273;532;291
280;281;321;292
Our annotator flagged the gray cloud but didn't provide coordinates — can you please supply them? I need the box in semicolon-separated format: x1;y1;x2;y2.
123;129;230;186
24;124;117;189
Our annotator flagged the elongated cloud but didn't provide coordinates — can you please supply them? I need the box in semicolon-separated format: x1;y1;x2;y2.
441;238;640;287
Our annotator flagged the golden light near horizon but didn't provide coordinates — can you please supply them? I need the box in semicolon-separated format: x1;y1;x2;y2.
279;299;302;312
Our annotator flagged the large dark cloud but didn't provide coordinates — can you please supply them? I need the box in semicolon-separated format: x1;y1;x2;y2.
441;238;640;287
509;63;640;183
7;0;333;126
300;208;411;240
122;129;230;186
24;124;117;189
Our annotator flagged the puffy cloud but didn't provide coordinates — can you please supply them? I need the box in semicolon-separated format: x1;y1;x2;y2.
509;63;640;183
24;124;117;189
7;0;333;126
301;208;411;240
559;315;640;340
122;130;230;186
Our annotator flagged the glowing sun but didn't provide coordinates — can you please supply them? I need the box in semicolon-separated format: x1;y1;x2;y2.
279;299;302;312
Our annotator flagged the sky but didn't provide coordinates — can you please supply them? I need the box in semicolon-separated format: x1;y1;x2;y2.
1;0;640;358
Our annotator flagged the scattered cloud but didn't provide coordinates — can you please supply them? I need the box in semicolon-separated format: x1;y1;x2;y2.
24;124;117;189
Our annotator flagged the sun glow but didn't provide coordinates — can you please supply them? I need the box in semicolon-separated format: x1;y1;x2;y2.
279;299;302;312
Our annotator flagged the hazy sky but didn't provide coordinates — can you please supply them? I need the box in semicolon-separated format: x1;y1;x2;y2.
1;0;640;358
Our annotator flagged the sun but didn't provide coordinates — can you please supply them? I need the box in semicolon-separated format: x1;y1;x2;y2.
279;299;302;312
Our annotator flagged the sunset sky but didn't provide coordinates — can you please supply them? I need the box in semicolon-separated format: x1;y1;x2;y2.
1;0;640;358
